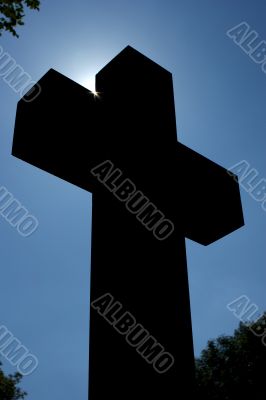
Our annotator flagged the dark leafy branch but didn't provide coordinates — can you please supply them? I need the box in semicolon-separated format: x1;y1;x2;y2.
0;0;40;37
0;361;27;399
195;313;266;399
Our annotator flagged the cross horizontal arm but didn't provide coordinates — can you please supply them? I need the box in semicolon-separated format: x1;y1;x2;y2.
176;142;244;245
12;69;103;193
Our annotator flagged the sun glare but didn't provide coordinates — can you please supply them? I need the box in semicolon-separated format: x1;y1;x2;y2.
82;76;99;96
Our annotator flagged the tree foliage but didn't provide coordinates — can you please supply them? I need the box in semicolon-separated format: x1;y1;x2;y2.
195;313;266;399
0;361;27;400
0;0;40;37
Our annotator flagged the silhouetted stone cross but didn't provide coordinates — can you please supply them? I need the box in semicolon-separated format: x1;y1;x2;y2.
12;46;244;399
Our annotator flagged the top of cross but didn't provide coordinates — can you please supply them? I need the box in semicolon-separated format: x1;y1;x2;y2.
12;46;244;246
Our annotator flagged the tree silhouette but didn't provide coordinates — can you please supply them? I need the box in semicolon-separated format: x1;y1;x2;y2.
0;0;40;37
195;313;266;399
0;361;27;399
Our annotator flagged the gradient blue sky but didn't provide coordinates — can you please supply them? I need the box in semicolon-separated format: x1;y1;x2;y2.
0;1;265;399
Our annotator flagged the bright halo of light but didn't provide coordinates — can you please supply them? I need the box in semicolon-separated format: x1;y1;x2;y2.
82;76;99;96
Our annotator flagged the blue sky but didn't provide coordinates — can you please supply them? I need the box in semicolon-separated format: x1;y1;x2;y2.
0;0;266;399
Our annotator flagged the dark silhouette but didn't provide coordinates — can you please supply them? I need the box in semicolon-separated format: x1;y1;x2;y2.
195;313;266;399
0;0;40;37
0;361;27;399
12;46;244;399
